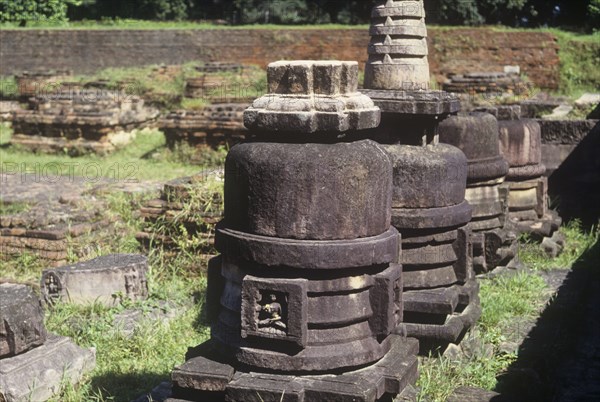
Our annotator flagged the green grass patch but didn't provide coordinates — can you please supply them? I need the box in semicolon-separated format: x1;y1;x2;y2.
0;200;30;215
519;220;600;271
0;129;202;181
0;122;12;145
417;271;549;401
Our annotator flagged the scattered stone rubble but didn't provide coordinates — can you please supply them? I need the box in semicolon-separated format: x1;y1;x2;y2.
0;283;95;402
11;89;159;155
167;60;419;402
362;0;480;352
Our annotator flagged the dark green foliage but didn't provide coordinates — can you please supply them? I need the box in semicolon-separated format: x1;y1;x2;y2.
0;0;81;26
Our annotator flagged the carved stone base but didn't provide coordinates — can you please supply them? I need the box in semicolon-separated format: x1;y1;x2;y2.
398;279;481;353
0;334;96;402
167;335;419;402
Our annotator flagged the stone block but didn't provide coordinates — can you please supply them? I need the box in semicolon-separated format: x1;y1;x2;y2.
245;61;380;133
41;254;148;306
0;284;47;358
0;334;96;402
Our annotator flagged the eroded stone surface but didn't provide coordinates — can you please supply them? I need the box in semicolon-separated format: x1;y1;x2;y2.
244;61;380;133
364;0;430;91
41;254;149;306
0;284;47;358
0;334;96;402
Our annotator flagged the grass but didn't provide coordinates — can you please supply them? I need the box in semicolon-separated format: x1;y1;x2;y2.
0;122;12;145
0;182;212;401
417;272;549;401
0;127;202;181
417;223;599;402
520;220;600;271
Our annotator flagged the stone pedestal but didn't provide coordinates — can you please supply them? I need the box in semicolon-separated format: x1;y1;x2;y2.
0;284;96;402
168;61;418;402
362;0;480;352
439;112;518;274
496;110;562;239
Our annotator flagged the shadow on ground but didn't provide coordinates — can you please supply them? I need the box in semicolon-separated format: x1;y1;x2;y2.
494;237;600;401
89;371;169;402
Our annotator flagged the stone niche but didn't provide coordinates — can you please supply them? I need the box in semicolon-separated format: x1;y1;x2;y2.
167;61;419;402
362;0;480;352
41;254;149;306
0;283;96;402
159;105;249;152
136;171;224;255
11;89;159;155
439;112;518;274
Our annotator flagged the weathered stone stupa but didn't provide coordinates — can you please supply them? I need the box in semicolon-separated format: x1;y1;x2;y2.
167;61;418;402
362;0;480;351
439;112;518;274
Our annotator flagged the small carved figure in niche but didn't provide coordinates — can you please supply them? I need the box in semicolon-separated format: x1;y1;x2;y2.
44;273;61;303
257;293;287;335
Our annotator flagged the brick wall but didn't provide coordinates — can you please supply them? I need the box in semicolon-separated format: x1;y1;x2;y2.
0;28;560;89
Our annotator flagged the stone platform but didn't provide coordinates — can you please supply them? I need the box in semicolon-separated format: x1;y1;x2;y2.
11;89;159;155
167;335;419;402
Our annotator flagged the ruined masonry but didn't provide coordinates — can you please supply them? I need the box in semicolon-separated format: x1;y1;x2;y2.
11;89;158;155
136;171;224;255
0;283;95;402
166;61;419;402
159;105;248;152
362;0;480;352
439;112;518;274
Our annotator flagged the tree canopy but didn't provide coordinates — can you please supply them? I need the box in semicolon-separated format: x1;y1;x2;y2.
1;0;598;31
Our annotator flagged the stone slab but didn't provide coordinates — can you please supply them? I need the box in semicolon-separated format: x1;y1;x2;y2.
0;283;47;358
0;334;96;402
41;254;148;306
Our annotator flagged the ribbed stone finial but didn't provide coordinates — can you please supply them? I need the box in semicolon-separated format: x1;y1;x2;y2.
244;61;380;133
364;0;431;91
